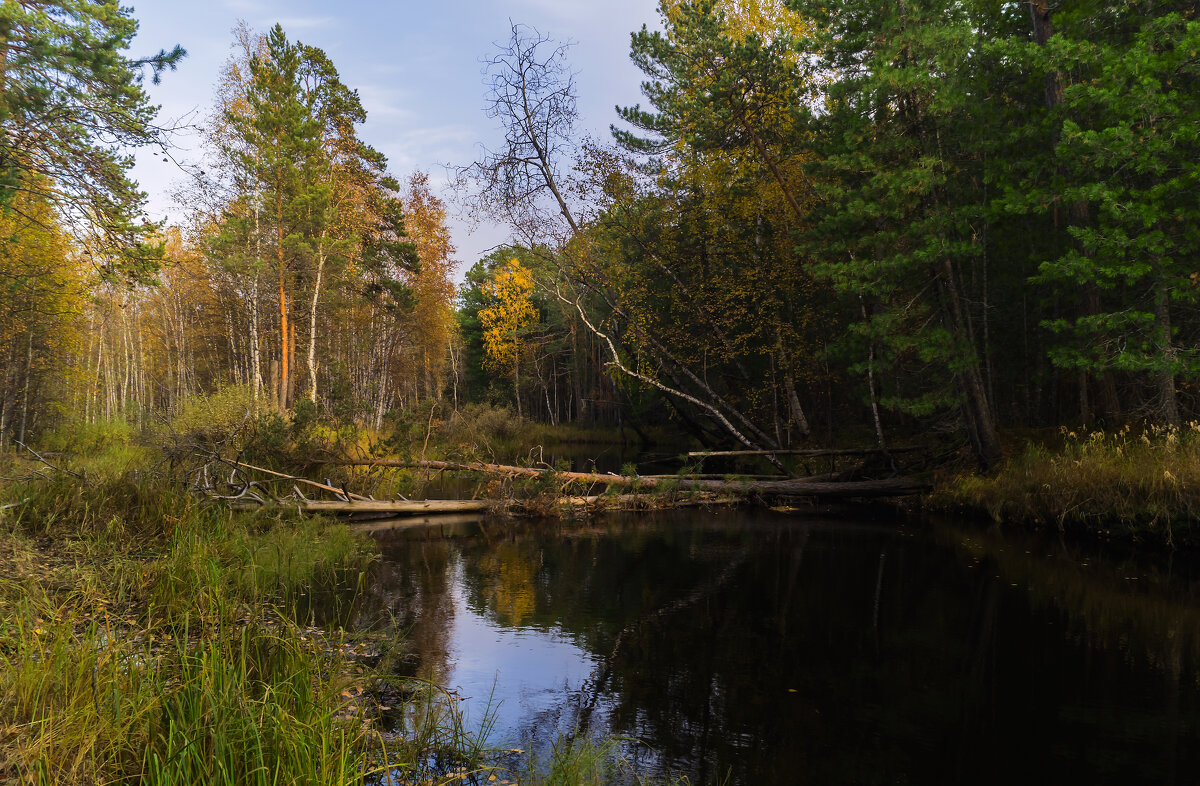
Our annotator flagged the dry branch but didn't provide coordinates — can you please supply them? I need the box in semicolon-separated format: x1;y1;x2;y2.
219;459;372;501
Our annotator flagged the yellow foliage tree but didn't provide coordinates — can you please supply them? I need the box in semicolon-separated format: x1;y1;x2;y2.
478;259;537;414
403;172;459;402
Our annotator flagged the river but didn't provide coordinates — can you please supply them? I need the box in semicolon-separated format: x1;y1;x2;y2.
358;507;1200;785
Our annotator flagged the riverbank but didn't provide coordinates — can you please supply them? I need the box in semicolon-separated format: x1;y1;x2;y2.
929;424;1200;547
0;468;454;784
0;433;698;784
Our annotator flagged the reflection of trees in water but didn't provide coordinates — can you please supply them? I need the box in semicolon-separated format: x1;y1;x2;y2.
941;522;1200;786
473;541;541;627
367;513;1200;785
943;522;1200;685
575;519;1200;785
365;540;456;684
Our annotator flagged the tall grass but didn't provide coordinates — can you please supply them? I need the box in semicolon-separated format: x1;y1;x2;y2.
0;461;498;784
938;423;1200;542
34;417;154;480
516;734;707;786
3;609;374;785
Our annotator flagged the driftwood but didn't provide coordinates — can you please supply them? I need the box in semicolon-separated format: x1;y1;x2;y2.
334;458;927;498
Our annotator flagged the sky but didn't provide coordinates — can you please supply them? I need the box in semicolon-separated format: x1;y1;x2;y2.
127;0;663;275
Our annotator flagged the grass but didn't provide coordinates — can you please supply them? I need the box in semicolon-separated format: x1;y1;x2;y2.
934;422;1200;543
0;433;493;784
520;736;634;786
3;609;373;785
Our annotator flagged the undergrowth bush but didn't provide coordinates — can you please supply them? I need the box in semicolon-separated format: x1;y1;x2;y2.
439;403;527;458
167;384;263;451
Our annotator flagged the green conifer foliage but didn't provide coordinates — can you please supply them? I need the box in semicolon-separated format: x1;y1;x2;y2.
793;0;1007;467
0;0;184;283
1034;12;1200;426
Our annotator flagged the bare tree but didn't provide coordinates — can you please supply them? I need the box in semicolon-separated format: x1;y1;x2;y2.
456;23;581;247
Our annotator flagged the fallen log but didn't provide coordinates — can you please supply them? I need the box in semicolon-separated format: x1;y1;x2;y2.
640;473;785;481
228;499;490;515
687;447;921;458
333;459;927;498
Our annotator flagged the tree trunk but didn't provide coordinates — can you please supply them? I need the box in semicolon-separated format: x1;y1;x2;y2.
308;234;326;404
514;361;522;417
17;330;32;446
941;260;1002;470
251;207;263;400
277;191;289;410
1157;282;1180;427
777;328;811;437
288;319;296;406
338;458;927;498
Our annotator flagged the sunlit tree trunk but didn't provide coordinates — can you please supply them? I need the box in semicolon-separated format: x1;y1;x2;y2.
308;231;327;404
277;196;289;409
17;330;31;445
251;206;263;399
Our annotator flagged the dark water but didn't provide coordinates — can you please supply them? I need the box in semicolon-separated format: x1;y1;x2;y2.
362;509;1200;785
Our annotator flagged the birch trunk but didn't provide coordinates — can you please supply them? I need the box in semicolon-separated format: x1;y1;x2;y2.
251;206;263;399
308;231;327;404
17;330;31;446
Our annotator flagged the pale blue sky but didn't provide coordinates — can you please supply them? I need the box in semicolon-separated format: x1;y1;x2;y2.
128;0;662;273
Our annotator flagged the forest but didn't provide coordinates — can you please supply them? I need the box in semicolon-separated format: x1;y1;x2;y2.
0;0;1197;476
462;0;1200;474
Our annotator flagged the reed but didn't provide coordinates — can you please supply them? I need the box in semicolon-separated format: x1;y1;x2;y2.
936;423;1200;543
0;465;488;785
1;418;665;784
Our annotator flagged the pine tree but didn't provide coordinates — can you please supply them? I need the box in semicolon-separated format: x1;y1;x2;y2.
1032;11;1200;426
792;0;1012;468
0;0;183;283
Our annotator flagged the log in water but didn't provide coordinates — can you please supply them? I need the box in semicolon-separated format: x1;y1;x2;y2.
335;458;929;498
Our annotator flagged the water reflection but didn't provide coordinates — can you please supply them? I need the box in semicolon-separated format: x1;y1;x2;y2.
362;510;1200;785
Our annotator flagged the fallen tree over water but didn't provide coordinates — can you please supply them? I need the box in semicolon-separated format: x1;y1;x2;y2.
333;458;929;499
